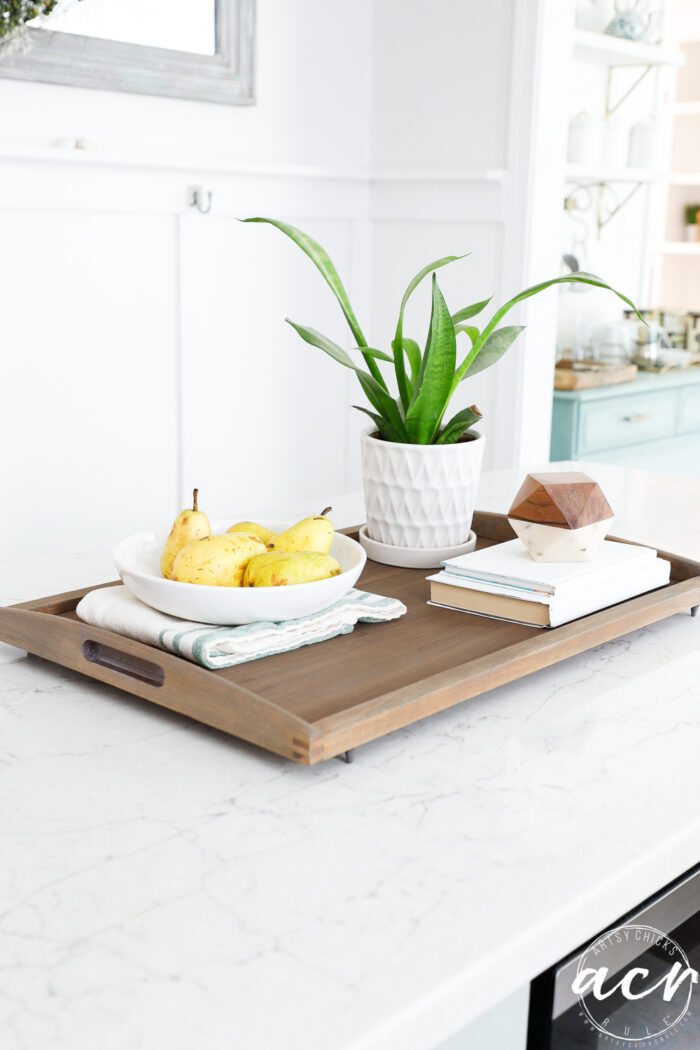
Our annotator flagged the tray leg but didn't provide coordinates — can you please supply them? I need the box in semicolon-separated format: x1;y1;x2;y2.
691;605;698;618
338;749;355;764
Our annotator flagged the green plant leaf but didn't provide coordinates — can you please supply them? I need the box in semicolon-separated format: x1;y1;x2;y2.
392;337;422;386
357;373;407;439
283;319;394;422
286;319;405;437
436;404;483;444
352;405;405;443
441;404;483;432
243;216;388;390
244;217;366;343
405;275;457;444
286;320;358;371
454;272;643;388
437;423;480;445
358;346;393;362
451;297;492;323
459;325;525;380
489;272;645;330
393;253;469;411
454;322;479;344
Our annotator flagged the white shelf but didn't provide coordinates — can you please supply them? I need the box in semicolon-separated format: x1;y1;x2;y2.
566;163;666;184
673;101;700;116
573;28;685;68
661;241;700;255
669;172;700;186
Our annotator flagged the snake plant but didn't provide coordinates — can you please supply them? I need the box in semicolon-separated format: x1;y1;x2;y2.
244;216;643;445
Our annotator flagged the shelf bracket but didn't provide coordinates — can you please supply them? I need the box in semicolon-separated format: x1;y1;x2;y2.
597;180;644;233
563;179;645;236
606;64;654;116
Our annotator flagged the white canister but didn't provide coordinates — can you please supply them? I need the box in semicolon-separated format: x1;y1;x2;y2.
594;321;633;363
601;116;628;169
628;117;660;170
567;113;603;166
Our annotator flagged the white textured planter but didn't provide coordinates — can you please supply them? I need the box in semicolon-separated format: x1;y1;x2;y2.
360;428;485;549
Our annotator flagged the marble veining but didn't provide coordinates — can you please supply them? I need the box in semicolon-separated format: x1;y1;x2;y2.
1;465;699;1050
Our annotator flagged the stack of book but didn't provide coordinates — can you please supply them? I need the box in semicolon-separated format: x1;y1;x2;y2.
427;538;671;627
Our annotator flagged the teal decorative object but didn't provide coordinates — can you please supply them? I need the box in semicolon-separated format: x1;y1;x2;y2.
605;0;650;42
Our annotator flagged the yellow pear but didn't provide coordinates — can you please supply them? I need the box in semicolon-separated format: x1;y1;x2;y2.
267;507;334;554
243;551;342;587
227;520;275;545
173;532;266;587
161;488;211;580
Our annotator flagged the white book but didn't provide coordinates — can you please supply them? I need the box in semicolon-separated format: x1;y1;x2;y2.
442;537;657;596
428;556;670;628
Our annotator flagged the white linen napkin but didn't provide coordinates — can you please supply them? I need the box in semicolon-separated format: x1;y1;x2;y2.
76;585;406;670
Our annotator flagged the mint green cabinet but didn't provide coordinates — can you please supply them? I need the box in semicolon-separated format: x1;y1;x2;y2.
550;371;700;479
679;384;700;435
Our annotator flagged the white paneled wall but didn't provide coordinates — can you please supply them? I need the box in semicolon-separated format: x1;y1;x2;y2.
0;0;563;559
178;212;359;521
370;0;514;171
0;158;372;556
1;208;179;555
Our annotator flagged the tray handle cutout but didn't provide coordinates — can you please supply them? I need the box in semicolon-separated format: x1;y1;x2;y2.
83;640;165;687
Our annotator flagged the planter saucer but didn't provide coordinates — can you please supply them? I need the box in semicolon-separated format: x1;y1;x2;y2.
358;525;477;569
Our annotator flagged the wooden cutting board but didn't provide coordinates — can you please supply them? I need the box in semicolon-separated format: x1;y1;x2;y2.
554;360;638;390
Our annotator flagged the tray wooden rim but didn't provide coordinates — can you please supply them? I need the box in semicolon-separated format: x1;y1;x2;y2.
2;511;699;765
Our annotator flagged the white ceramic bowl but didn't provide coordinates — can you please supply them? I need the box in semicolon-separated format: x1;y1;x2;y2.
113;520;367;625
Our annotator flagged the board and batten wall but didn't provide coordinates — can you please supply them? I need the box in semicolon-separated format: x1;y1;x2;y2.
0;0;564;564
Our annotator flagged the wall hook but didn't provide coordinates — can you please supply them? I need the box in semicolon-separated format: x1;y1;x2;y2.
188;185;213;215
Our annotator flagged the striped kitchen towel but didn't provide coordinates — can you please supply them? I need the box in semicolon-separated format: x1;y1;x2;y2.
76;585;406;670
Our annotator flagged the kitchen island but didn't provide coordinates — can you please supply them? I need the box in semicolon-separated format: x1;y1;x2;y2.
1;462;699;1050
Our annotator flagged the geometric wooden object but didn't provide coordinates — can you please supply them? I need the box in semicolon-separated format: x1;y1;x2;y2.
0;513;696;765
508;472;614;562
508;472;614;529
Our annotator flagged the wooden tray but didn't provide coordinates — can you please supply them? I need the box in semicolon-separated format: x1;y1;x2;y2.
1;512;698;765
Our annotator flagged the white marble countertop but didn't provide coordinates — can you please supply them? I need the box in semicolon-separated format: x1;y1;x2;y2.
1;462;700;1050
